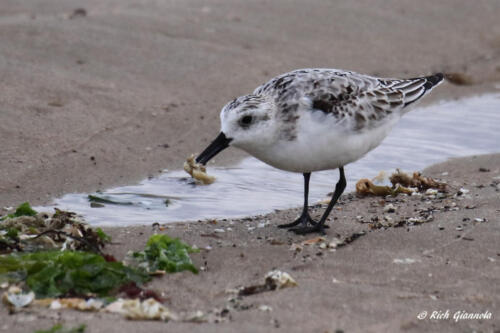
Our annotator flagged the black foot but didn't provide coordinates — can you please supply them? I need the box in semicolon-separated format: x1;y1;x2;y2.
289;224;326;235
278;213;317;229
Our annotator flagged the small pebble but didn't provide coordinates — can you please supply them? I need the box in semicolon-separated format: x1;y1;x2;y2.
383;204;396;213
425;189;438;196
393;258;418;264
258;305;272;312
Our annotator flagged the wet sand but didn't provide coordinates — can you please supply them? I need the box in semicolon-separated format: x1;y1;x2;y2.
2;154;499;332
1;1;500;332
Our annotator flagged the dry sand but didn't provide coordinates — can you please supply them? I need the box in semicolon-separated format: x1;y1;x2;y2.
1;1;500;332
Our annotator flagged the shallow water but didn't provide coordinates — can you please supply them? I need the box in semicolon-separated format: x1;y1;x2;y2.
38;94;500;226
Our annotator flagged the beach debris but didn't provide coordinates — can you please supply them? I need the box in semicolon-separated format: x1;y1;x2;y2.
105;298;178;321
289;243;303;252
238;270;297;296
183;310;206;323
2;286;35;308
356;178;412;196
129;234;199;274
34;297;105;311
290;232;366;252
389;170;446;192
327;232;366;249
0;250;150;298
301;236;325;245
183;154;215;184
383;204;396;213
425;189;438;196
0;203;111;254
118;281;163;301
266;270;298;289
356;170;446;197
88;195;133;206
0;202;37;221
0;204;204;323
355;215;365;222
258;304;273;312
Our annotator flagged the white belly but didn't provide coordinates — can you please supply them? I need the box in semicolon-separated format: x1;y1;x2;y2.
243;113;400;173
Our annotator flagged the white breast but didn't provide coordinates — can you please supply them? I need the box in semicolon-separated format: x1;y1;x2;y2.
244;111;400;173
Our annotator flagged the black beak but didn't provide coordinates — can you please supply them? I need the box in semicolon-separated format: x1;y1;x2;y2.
196;132;232;165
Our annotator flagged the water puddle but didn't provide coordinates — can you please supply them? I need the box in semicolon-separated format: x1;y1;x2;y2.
38;94;500;226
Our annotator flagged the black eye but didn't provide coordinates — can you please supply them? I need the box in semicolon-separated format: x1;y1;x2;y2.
239;115;253;127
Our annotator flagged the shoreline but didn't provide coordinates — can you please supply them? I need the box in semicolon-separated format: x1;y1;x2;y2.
3;153;499;332
27;90;500;228
1;84;500;212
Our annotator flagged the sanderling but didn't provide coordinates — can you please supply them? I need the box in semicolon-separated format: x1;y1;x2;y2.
196;68;444;234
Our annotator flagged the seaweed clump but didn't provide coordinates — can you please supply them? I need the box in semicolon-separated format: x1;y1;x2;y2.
130;234;199;274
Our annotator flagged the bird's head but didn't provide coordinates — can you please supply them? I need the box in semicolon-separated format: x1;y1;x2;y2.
196;94;277;165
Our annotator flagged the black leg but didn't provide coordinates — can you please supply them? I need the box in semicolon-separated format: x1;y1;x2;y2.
290;167;346;235
278;173;317;228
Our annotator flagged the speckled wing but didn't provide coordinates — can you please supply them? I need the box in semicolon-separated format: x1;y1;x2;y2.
256;69;443;132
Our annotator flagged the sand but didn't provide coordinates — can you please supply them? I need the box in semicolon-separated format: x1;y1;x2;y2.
2;154;499;332
1;0;500;209
1;1;500;332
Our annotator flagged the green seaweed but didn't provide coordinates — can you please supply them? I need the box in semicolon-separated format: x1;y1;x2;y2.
87;195;133;206
95;228;112;243
0;251;150;298
5;228;19;240
35;324;86;333
1;202;38;221
132;234;199;274
0;228;20;251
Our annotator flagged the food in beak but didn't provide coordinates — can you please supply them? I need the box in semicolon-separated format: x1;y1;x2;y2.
183;154;216;185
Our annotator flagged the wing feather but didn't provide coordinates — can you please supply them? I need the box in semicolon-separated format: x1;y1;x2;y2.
255;69;443;131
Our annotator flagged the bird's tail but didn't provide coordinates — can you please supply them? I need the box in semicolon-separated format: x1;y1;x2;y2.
400;73;444;107
421;73;445;91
